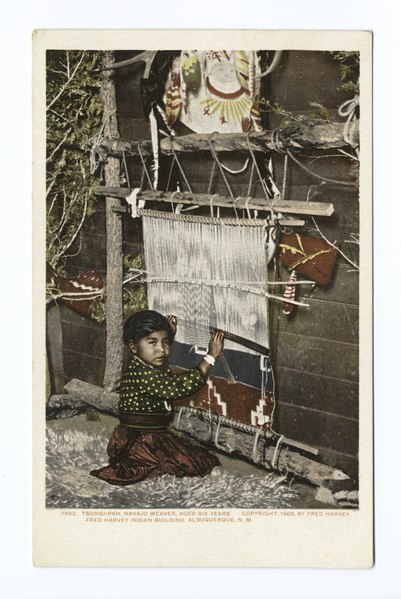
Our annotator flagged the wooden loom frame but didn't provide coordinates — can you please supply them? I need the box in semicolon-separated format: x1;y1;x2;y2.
54;51;359;498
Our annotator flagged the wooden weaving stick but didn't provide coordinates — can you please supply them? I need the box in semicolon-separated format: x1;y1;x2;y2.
210;327;270;356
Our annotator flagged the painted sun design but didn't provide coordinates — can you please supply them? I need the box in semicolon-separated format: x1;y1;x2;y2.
200;96;253;125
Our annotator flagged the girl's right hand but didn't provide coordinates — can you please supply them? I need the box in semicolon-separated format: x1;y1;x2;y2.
208;330;224;358
165;314;177;336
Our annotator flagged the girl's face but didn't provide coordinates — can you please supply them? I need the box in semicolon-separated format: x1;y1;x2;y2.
129;329;171;369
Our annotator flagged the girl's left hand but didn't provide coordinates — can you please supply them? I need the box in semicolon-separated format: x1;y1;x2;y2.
165;314;177;335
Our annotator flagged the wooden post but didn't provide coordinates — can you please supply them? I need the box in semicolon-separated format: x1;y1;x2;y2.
46;303;64;394
101;52;124;392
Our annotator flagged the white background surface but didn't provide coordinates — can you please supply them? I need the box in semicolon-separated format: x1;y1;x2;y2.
1;0;399;597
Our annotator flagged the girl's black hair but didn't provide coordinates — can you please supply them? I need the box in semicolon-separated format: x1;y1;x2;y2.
123;310;174;345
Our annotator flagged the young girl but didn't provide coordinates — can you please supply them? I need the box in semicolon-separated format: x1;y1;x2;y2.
90;310;224;485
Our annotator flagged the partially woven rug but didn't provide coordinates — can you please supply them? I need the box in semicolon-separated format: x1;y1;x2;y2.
46;425;299;510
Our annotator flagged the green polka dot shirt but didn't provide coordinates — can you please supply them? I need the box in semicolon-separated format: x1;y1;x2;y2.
119;356;205;417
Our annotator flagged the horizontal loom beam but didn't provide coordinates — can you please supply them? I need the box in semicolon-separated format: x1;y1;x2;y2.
99;122;356;156
94;187;334;217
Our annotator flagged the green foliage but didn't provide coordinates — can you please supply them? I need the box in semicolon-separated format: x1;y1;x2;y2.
329;51;360;94
122;254;147;316
91;254;148;323
46;50;103;271
258;97;331;128
258;52;360;129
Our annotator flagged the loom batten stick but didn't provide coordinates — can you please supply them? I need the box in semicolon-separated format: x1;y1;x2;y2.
209;327;270;356
95;187;334;217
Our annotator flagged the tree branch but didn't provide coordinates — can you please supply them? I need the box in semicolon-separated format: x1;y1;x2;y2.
54;191;88;262
46;128;72;163
46;51;85;111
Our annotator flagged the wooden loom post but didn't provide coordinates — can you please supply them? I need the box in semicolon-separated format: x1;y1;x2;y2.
101;51;124;392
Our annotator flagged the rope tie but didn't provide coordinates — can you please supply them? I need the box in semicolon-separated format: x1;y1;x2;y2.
175;406;185;429
139;165;146;191
137;142;154;191
207;161;217;194
281;154;289;201
165;157;176;192
173;405;263;436
271;434;285;470
338;93;359;149
122;151;131;188
169;190;181;213
246;135;274;203
247;160;255;198
252;427;263;462
214;415;227;452
231;196;242;220
170;142;196;203
210;193;219;218
208;138;237;206
220;157;250;174
245;196;252;219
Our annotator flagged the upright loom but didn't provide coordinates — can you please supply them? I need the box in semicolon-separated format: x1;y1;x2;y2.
142;209;274;430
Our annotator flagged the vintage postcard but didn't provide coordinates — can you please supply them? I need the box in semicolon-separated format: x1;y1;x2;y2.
33;29;372;567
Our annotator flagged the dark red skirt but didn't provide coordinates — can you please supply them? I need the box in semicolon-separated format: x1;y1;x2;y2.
90;425;220;486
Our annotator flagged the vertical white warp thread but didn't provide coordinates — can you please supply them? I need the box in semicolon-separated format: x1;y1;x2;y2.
143;216;269;353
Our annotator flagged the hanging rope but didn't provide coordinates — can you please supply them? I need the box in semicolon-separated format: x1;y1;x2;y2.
165;157;176;192
214;415;228;452
137;142;154;191
281;154;289;201
169;190;181;213
252;427;263;462
122;151;131;188
271;434;285;470
246;160;255;198
338;92;359;150
246;136;276;204
207;138;237;212
220;157;250;174
209;193;219;218
169;143;197;203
